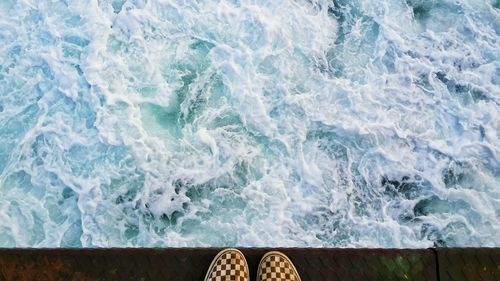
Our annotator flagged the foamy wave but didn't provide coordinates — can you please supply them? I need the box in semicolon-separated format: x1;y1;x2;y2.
0;0;499;247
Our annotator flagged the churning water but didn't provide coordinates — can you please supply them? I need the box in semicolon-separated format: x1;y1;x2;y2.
0;0;499;247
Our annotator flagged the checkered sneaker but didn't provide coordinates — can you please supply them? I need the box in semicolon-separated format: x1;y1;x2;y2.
205;249;249;281
258;252;301;281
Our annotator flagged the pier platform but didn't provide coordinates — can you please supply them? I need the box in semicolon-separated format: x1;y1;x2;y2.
0;248;498;281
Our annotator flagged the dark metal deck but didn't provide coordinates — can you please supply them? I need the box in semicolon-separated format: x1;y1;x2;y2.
0;248;498;281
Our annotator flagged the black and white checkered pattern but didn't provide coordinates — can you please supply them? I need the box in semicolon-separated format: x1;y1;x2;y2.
258;252;300;281
206;249;249;281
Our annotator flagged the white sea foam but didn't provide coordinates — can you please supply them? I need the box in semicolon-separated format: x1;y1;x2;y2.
0;0;499;247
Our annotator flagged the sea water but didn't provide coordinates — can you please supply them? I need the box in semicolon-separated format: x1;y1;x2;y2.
0;0;499;248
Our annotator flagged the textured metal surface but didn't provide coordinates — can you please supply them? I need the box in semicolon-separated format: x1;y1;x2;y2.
1;248;498;281
436;248;500;281
0;248;436;281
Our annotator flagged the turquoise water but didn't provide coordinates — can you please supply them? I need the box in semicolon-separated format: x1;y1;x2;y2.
0;0;499;247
